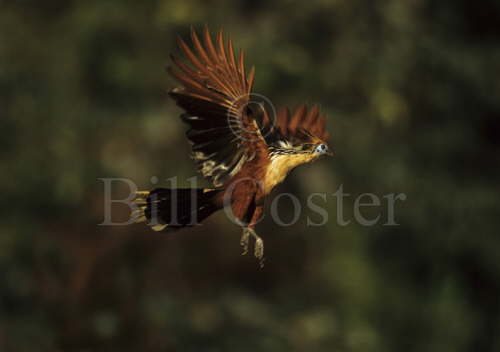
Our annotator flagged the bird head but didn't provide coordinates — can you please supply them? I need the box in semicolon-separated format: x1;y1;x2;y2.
294;132;333;158
291;141;333;159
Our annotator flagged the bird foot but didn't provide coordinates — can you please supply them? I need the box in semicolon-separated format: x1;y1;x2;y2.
240;229;250;255
240;227;265;268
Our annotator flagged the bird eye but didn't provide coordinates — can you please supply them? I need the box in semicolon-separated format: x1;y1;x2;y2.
315;144;327;154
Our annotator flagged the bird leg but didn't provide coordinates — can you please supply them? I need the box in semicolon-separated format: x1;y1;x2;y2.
240;228;250;255
240;227;265;267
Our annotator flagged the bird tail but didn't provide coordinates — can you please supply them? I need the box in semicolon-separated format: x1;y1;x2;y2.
133;188;220;231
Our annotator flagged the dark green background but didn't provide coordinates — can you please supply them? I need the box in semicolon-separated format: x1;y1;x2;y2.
1;0;499;351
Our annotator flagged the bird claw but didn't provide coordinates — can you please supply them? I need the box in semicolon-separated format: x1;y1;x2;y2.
240;229;250;255
254;237;264;261
240;227;265;267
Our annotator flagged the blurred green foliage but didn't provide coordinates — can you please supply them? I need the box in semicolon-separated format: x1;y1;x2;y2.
1;0;500;351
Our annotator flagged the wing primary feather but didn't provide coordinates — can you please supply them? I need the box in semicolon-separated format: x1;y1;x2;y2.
305;104;320;129
190;27;212;66
203;25;219;63
216;30;228;66
170;54;197;77
177;36;206;72
247;66;255;91
168;68;228;105
289;103;306;133
238;49;246;90
227;38;238;81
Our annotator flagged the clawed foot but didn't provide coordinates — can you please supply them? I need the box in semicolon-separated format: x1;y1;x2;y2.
240;227;265;267
240;228;250;255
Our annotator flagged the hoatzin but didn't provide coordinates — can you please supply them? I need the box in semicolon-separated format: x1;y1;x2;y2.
134;26;332;265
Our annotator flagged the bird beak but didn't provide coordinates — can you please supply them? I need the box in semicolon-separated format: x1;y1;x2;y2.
326;147;334;157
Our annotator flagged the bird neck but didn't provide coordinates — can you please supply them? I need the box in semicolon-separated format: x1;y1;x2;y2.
262;151;316;194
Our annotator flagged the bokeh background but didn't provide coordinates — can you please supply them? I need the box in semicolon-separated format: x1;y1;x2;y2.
2;0;500;351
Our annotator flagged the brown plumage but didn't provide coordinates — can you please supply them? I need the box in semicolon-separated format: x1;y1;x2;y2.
134;26;332;266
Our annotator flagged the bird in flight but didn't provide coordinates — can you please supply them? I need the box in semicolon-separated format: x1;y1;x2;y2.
134;26;332;266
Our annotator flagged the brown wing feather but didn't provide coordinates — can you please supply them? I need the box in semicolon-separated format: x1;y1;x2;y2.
169;26;266;187
273;104;330;142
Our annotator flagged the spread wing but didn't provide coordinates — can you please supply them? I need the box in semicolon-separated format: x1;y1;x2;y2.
262;104;330;144
169;26;267;187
